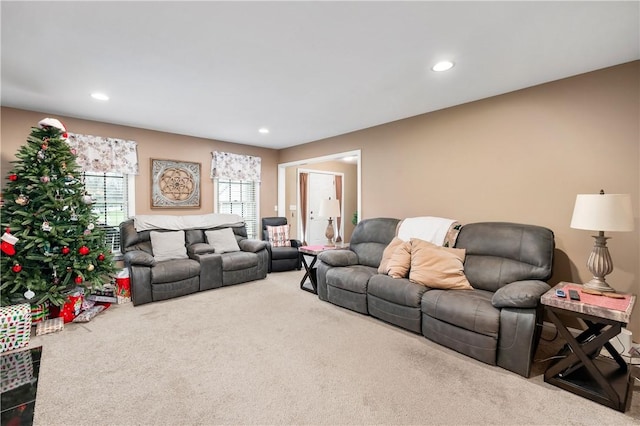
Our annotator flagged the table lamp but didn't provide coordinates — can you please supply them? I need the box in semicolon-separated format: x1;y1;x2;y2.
319;198;341;246
570;190;634;292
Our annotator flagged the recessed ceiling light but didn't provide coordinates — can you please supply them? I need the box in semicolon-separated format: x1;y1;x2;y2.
431;61;455;72
258;128;269;134
91;92;109;101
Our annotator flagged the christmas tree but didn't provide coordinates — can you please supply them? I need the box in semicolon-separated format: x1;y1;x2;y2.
1;118;116;307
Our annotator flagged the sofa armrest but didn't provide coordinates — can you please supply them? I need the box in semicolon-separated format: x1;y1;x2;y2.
492;280;550;309
318;249;358;267
188;243;216;256
124;250;156;267
239;239;267;253
291;239;303;248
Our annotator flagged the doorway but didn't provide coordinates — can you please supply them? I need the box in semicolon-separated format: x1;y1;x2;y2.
277;150;361;244
304;171;343;246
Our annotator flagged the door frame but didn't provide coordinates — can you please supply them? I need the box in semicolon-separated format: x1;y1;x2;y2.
277;149;361;232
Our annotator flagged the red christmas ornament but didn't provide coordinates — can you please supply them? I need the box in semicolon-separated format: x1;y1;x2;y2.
61;246;70;255
74;275;83;284
97;253;105;261
78;246;90;256
12;264;22;273
8;174;17;181
41;143;48;150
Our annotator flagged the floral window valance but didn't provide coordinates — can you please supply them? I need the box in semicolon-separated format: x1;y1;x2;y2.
211;151;261;182
66;133;139;175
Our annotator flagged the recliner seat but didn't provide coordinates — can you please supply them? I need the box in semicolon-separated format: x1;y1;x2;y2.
316;218;554;377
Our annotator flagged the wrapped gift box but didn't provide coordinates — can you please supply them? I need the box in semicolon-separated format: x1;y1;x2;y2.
0;304;32;353
115;270;131;304
49;289;84;323
30;302;50;324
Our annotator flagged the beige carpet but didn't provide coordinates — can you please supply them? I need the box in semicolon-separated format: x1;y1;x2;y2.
27;270;639;425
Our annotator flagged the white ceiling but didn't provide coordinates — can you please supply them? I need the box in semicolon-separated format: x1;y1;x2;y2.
2;1;638;149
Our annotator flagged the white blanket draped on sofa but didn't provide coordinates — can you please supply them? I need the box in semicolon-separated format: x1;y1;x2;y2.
397;216;457;246
134;213;244;231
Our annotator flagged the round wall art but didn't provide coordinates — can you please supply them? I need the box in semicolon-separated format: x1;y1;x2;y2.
151;159;201;208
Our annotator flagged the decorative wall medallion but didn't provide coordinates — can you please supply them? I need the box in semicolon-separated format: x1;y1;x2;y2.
151;159;201;208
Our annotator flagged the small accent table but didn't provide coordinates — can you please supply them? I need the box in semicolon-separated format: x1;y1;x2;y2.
541;282;636;412
298;244;348;294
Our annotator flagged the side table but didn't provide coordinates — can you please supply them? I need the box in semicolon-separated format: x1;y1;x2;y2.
298;244;348;294
541;282;636;412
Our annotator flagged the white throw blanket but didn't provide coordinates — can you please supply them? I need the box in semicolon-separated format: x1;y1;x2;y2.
397;216;457;246
134;213;244;231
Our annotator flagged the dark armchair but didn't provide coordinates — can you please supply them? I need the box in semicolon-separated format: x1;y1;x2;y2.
261;217;302;272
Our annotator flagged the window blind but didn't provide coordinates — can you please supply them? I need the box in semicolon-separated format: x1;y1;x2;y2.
216;179;259;239
82;172;128;253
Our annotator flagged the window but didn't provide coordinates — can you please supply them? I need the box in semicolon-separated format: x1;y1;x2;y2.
215;179;259;239
82;172;132;255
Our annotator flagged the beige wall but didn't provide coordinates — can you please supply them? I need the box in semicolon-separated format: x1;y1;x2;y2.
284;160;357;242
2;61;638;336
280;61;640;336
0;107;279;225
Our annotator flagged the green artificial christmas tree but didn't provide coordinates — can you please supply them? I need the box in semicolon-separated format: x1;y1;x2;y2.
1;118;116;307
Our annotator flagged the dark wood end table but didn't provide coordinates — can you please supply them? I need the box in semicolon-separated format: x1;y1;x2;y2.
298;244;349;294
541;282;636;412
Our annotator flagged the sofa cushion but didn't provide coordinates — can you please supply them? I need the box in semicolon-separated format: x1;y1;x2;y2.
326;265;377;294
349;218;401;268
266;224;291;247
205;228;241;253
454;222;554;292
421;289;500;338
271;246;300;260
150;230;188;262
387;241;412;278
222;251;259;271
409;239;472;290
377;237;404;274
151;258;200;284
368;274;429;308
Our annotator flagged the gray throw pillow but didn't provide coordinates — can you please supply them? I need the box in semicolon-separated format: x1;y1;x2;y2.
150;230;188;262
205;228;241;253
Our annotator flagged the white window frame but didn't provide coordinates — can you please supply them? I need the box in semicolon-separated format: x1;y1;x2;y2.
214;179;260;239
82;172;136;258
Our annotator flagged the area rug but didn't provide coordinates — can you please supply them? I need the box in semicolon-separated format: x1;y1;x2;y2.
28;270;639;425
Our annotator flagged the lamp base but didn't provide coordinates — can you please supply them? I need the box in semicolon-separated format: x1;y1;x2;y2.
583;232;616;293
325;218;335;247
583;279;615;293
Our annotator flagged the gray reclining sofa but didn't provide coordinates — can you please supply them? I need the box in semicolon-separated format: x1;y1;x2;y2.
316;218;555;377
120;219;268;306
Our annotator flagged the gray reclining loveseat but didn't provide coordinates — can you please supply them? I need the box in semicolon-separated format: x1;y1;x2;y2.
316;218;555;377
120;218;268;306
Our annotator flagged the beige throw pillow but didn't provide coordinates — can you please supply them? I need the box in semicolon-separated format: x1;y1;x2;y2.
205;228;241;253
150;230;188;262
387;240;412;278
378;237;405;274
409;238;472;290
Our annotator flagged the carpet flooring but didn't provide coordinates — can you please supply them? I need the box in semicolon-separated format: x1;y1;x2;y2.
27;270;639;425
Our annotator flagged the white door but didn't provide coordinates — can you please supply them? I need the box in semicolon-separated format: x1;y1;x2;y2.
307;172;336;246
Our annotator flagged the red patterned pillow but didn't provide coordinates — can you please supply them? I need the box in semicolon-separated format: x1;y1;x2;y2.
266;225;291;248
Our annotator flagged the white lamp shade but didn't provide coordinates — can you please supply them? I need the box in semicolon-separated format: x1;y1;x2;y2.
570;193;634;232
319;199;341;218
